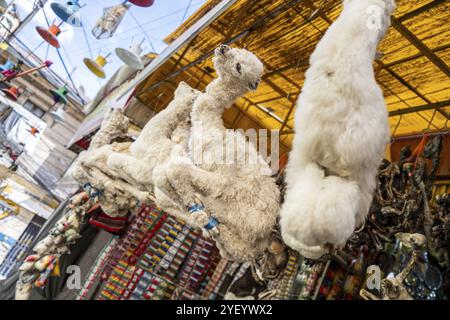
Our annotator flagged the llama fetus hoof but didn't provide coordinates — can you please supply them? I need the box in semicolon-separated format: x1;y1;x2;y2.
188;205;209;225
188;201;220;238
204;219;220;238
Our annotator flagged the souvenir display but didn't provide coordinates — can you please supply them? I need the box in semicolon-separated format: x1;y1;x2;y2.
15;189;98;300
0;0;448;304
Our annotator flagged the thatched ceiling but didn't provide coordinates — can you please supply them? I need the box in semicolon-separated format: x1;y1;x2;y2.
135;0;450;153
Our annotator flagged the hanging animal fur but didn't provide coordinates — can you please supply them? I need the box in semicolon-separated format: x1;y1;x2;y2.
280;0;396;259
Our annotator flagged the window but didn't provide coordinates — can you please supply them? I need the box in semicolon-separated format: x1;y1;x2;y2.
22;100;45;118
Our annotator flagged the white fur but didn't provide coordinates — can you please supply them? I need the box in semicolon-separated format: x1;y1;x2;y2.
106;82;200;191
280;0;395;258
72;109;142;216
153;45;281;263
71;83;200;216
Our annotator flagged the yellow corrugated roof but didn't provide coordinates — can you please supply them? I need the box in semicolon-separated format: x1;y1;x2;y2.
135;0;450;153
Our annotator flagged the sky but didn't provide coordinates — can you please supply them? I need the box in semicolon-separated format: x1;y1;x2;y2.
12;0;207;99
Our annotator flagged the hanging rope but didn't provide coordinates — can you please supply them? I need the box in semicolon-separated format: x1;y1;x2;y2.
81;13;94;59
27;40;47;59
40;0;51;26
425;108;438;132
44;43;50;61
180;0;194;24
390;114;403;143
128;9;156;53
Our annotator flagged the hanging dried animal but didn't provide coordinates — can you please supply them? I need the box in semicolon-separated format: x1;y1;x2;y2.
153;45;284;272
71;82;200;217
360;233;426;300
92;3;130;40
280;0;396;259
71;108;144;217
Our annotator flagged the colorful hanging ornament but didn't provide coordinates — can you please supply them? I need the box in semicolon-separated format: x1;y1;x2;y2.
50;105;67;123
0;59;14;71
1;60;53;82
28;127;40;136
36;23;62;48
50;0;84;27
127;0;155;7
92;2;130;40
2;85;20;101
49;84;71;124
0;59;22;79
115;40;144;70
50;85;69;105
83;53;110;78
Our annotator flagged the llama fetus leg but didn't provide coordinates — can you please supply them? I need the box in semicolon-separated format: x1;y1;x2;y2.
153;167;213;236
107;152;152;187
88;167;151;204
164;163;226;237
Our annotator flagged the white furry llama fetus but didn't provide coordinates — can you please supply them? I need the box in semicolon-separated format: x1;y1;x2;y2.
280;0;395;259
71;108;146;216
154;45;281;263
106;82;200;192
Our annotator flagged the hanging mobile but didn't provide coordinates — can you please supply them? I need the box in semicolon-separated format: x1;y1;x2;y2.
127;0;155;7
115;38;145;70
49;68;77;123
83;53;111;78
36;22;63;48
50;0;85;28
2;85;20;101
50;86;69;123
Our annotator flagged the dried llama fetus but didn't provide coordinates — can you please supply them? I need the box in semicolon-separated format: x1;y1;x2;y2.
280;0;395;259
153;45;282;264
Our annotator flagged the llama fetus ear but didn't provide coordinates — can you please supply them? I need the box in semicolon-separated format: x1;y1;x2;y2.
104;107;114;120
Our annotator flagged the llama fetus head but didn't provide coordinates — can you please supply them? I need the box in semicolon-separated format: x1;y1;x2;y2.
90;107;130;149
343;0;395;40
213;45;264;94
172;81;200;119
174;81;199;100
102;107;130;135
